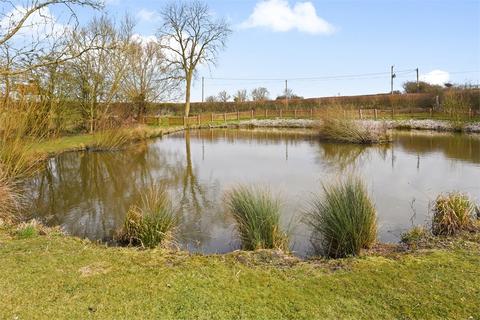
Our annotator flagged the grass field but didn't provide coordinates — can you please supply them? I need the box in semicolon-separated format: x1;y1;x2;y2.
0;229;479;319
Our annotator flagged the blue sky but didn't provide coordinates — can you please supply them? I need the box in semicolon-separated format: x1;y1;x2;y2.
75;1;480;100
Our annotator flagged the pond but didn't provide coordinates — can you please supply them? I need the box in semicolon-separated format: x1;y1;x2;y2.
25;128;480;256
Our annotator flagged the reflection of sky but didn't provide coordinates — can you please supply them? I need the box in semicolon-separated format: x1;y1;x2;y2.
28;129;480;257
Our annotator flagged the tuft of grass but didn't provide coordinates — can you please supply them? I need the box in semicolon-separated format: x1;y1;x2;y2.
431;192;475;236
15;224;38;239
227;186;289;251
118;185;178;248
306;177;377;258
89;128;130;151
401;226;429;246
318;118;391;144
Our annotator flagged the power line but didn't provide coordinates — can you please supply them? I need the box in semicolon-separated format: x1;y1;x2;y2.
205;69;417;81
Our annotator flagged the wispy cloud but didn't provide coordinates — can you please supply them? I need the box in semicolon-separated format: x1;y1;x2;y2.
240;0;335;35
136;9;160;23
420;70;450;85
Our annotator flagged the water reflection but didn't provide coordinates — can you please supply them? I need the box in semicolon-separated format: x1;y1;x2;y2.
25;128;480;256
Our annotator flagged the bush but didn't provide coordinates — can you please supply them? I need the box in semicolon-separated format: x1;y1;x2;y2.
306;177;377;258
227;186;288;251
318;118;391;144
118;185;178;248
432;192;475;236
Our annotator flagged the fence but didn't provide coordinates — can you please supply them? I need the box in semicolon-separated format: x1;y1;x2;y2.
142;107;480;127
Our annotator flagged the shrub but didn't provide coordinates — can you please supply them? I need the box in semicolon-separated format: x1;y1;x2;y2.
227;186;288;251
118;185;178;248
431;192;475;236
306;177;377;258
318;118;391;144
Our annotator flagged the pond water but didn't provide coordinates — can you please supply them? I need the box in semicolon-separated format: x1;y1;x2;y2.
25;128;480;256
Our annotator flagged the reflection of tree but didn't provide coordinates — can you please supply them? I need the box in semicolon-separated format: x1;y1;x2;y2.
395;132;480;164
25;144;153;239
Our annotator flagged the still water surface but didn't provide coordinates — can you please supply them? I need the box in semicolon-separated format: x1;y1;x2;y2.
26;129;480;256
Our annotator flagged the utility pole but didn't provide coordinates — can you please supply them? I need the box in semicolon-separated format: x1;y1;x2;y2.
390;65;396;94
201;76;205;102
416;68;419;93
285;79;288;109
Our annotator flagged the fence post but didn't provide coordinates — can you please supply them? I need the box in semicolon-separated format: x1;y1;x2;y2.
374;109;378;120
429;108;433;118
294;109;297;119
211;113;214;122
265;109;268;118
251;109;254;119
310;109;313;119
358;108;363;120
279;109;283;119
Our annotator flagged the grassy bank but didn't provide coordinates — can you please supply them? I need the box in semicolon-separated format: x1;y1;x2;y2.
0;228;479;319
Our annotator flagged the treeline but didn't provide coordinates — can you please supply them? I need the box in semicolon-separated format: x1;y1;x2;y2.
107;89;480;116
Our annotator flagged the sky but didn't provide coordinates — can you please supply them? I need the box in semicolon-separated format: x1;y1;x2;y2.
5;0;480;101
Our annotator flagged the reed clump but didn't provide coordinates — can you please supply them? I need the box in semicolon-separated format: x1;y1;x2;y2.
306;177;377;258
432;192;475;236
89;128;130;151
318;117;391;144
227;186;289;251
118;185;178;248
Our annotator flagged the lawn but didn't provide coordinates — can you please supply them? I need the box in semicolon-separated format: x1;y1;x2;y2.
1;230;479;319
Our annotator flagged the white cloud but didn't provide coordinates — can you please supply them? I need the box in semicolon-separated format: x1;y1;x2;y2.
136;9;160;22
240;0;335;35
0;6;68;48
131;33;157;44
420;70;450;86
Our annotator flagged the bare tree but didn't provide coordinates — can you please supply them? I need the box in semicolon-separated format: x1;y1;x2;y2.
66;15;132;132
0;0;102;77
251;87;269;101
233;89;247;102
158;1;231;117
122;37;181;119
205;95;217;103
217;90;230;103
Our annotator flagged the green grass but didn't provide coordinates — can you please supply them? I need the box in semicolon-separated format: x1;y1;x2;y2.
227;186;289;251
306;177;377;258
118;185;178;248
0;230;479;319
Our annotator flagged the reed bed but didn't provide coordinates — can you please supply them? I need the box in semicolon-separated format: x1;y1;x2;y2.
89;128;130;151
318;118;391;144
306;177;377;258
227;186;288;251
118;185;178;248
432;192;475;236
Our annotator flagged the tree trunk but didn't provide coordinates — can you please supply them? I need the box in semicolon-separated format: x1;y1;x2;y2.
185;74;192;117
